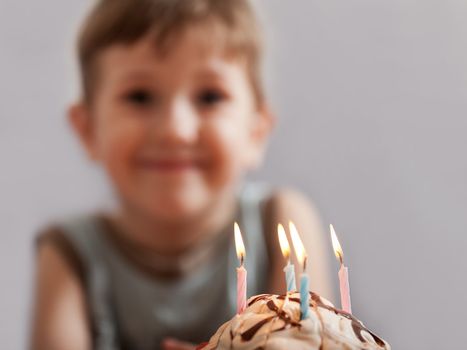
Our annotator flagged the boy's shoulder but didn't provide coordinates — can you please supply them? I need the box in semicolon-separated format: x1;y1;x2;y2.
36;217;91;287
259;185;321;243
262;186;319;219
35;213;104;283
36;213;101;246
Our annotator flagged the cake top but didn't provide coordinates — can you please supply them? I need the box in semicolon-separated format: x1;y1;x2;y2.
200;292;390;350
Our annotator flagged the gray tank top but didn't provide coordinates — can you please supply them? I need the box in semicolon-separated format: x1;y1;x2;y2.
56;184;271;350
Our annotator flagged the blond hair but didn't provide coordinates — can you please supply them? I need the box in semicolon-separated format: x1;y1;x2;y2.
77;0;265;105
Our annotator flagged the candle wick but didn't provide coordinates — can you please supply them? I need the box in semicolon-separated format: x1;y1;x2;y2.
241;254;244;267
303;256;307;271
338;252;344;265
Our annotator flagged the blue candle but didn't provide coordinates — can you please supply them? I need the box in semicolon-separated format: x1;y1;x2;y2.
299;265;310;319
278;224;297;292
289;222;310;320
284;262;297;292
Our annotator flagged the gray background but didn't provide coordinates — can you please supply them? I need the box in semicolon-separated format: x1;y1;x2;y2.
1;0;466;348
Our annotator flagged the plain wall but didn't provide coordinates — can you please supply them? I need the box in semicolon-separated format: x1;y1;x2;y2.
1;0;466;348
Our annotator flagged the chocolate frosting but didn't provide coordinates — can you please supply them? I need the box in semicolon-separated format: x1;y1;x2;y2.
201;292;390;350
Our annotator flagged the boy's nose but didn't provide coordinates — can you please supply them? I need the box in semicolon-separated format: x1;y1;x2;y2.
155;98;199;145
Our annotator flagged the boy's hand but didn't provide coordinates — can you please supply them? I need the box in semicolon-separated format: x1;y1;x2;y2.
162;338;197;350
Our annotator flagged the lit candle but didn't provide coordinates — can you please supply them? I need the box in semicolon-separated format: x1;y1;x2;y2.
278;223;296;292
330;224;352;314
234;222;247;314
289;222;309;320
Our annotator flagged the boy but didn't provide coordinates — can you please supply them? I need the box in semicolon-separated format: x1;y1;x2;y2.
31;1;331;349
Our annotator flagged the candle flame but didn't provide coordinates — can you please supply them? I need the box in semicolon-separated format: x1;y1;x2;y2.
330;224;344;264
234;222;246;264
289;221;307;269
277;223;290;261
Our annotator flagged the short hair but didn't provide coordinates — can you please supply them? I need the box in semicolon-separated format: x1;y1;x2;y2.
77;0;265;105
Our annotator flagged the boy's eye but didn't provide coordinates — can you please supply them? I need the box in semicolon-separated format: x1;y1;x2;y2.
197;89;226;106
125;89;154;105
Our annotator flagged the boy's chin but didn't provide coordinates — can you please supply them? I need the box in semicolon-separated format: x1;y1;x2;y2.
149;203;203;222
141;191;212;223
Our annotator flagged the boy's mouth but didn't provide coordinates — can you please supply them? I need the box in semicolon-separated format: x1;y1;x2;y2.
137;158;201;172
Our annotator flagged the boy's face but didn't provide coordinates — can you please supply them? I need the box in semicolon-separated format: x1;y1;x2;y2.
70;29;272;222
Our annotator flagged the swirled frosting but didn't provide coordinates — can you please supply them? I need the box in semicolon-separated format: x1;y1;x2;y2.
199;292;390;350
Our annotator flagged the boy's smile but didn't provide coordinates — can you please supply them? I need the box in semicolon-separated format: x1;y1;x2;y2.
136;156;201;173
70;26;272;223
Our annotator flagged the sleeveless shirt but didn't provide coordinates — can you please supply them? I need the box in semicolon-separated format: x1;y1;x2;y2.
44;184;272;350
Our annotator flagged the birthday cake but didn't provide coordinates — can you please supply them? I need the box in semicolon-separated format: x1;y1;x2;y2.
198;292;390;350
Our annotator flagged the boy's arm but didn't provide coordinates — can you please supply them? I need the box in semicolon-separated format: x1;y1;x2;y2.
31;240;91;350
265;188;333;300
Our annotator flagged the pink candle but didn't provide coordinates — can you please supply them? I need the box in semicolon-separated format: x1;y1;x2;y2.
236;264;247;314
234;223;247;314
330;224;352;314
338;264;352;313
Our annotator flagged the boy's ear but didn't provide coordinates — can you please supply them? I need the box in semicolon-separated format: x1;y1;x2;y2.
68;102;99;161
248;102;276;169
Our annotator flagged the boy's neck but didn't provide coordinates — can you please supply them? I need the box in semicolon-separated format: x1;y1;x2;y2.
111;191;238;257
